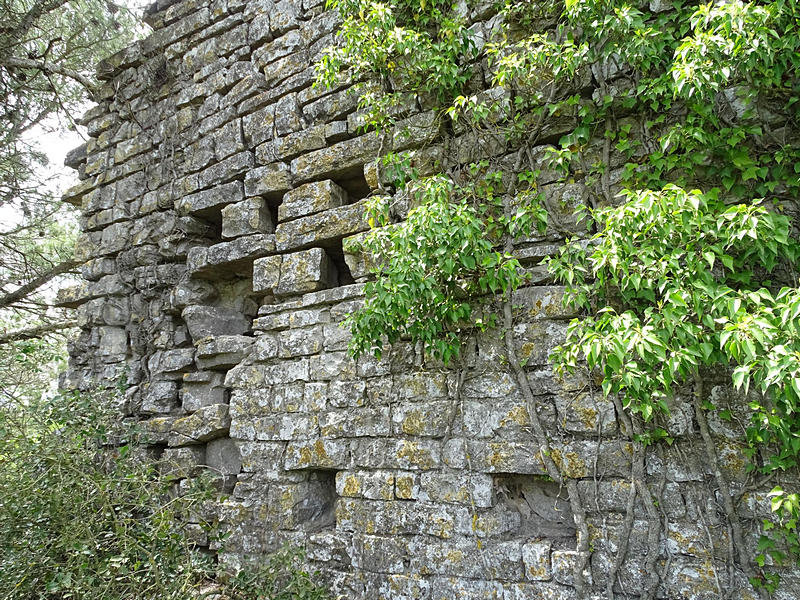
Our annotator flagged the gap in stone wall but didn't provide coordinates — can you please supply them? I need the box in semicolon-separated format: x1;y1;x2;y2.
324;240;355;287
333;171;371;202
493;474;576;547
298;470;338;533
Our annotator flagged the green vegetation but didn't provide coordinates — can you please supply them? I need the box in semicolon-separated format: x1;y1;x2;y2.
319;0;800;590
0;390;330;600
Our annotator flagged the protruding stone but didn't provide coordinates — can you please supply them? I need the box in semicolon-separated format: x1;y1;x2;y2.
221;197;275;239
278;179;348;222
182;305;251;341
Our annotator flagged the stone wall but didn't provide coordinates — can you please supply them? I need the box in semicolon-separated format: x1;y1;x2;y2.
58;0;800;598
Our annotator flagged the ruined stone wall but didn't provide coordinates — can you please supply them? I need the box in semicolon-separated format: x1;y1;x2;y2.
58;0;800;598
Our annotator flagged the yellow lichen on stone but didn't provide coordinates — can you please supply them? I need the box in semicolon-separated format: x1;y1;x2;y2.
397;441;434;469
342;475;361;497
550;448;588;478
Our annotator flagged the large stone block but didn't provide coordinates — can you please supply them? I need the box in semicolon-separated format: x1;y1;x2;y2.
275;201;367;252
196;335;255;370
278;179;348;222
176;180;244;216
182;305;251;341
221;197;275;239
244;163;291;199
187;234;276;278
182;371;227;411
169;403;231;446
278;247;338;296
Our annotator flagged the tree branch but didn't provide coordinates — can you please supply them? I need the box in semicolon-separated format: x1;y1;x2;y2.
2;56;95;91
0;257;80;309
0;319;76;344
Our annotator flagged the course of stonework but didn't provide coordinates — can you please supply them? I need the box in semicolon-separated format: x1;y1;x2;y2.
57;0;800;598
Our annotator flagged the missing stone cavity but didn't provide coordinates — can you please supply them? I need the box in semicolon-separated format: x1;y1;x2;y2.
296;470;337;533
494;474;577;547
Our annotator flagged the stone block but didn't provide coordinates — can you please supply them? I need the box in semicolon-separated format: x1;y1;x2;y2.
176;180;244;216
244;163;291;198
284;438;350;470
416;472;493;508
182;371;227;411
161;446;206;479
335;470;395;501
169;403;231;446
351;439;441;471
221;197;274;239
279;325;323;357
182;305;251;341
187;234;276;278
318;407;391;438
275;201;368;252
196;335;255;369
276;248;338;296
278;180;348;222
522;540;552;581
253;254;282;294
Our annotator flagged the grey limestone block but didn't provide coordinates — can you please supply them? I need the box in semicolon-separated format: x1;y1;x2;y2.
196;334;255;370
244;163;291;198
140;380;179;414
278;179;348;222
160;446;206;479
206;438;242;475
252;254;282;294
276;247;338;297
274;202;367;252
182;305;251;341
182;371;227;411
221;197;275;239
168;403;231;446
187;234;276;278
176;180;244;216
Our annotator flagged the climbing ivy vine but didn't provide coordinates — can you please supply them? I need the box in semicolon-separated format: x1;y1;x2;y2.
318;0;800;591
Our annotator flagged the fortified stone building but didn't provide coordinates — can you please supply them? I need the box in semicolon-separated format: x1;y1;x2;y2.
58;0;800;597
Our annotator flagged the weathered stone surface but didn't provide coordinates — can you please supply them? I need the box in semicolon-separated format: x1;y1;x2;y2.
63;2;800;597
196;335;255;370
244;163;291;198
187;234;276;278
182;371;227;411
221;197;274;238
182;305;251;341
275;201;367;251
276;247;338;296
176;181;244;216
169;403;231;446
278;179;348;222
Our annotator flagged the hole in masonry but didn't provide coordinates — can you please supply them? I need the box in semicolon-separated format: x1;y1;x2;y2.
334;170;371;202
493;474;576;547
324;239;355;286
295;470;337;532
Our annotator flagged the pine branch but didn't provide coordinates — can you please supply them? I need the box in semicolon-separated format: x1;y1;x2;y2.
0;257;80;309
0;319;76;344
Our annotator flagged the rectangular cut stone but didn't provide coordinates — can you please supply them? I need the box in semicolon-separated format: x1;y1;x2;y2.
336;470;395;500
319;407;391;438
278;179;348;222
244;163;291;199
275;201;367;252
284;439;350;470
196;335;255;370
182;371;227;411
176;181;244;216
253;254;282;293
291;134;381;182
221;197;275;239
351;439;441;471
187;234;276;278
276;247;338;296
168;404;231;446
